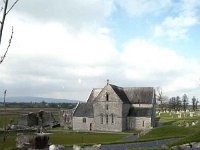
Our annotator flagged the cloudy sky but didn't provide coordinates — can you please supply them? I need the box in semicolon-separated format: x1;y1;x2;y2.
1;0;200;102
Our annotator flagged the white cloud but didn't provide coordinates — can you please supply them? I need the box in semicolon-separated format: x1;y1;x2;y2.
1;1;200;101
2;15;200;100
154;0;200;39
14;0;115;30
0;14;118;100
120;39;200;94
117;0;172;16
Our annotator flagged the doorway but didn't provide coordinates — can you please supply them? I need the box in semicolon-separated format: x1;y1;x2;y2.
89;123;92;131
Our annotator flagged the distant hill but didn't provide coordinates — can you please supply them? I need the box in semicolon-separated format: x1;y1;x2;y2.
0;96;79;103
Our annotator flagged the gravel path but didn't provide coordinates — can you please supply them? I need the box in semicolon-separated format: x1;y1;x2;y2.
121;134;139;141
100;138;176;150
64;138;176;150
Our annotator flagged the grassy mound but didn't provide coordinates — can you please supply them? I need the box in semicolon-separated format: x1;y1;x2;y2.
167;123;200;147
134;125;194;142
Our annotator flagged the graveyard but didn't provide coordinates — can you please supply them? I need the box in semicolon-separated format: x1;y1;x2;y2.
134;110;200;148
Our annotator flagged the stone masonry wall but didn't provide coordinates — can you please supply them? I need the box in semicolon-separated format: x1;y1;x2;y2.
127;117;151;130
60;109;74;129
73;117;94;131
122;104;130;130
18;114;29;126
93;85;125;132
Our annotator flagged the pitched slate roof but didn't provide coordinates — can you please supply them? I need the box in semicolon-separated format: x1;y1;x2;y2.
128;107;152;117
73;103;93;118
123;87;154;104
87;85;154;104
110;84;130;104
87;88;102;103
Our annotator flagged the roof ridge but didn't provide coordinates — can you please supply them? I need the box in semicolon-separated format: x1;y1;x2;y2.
109;84;130;104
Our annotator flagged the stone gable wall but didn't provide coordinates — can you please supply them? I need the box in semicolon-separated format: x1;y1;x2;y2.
93;85;125;131
59;109;74;129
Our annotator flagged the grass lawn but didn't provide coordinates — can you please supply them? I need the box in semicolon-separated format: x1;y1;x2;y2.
48;132;129;146
167;130;200;147
167;123;200;147
0;114;18;128
0;133;16;150
134;125;194;142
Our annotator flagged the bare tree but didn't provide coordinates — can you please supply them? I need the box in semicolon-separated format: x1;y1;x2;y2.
156;87;167;111
0;0;19;64
0;0;19;143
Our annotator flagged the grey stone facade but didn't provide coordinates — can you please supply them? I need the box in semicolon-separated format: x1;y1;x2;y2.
17;111;56;127
73;82;156;132
60;108;76;129
18;112;38;127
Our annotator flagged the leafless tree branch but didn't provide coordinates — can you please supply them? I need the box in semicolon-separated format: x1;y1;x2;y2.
0;26;13;64
6;0;19;15
0;6;3;13
0;0;19;64
0;0;8;47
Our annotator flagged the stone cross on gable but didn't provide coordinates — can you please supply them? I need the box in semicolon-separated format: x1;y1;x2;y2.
107;79;109;85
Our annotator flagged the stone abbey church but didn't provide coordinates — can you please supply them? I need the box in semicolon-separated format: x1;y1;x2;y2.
72;82;156;132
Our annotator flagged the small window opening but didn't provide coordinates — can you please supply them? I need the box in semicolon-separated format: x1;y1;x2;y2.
111;114;114;124
106;104;108;110
83;118;86;123
106;114;108;124
106;93;109;101
100;114;103;124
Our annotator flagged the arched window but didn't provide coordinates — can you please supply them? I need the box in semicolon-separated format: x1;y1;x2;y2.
106;93;109;101
106;114;108;124
100;114;103;124
111;114;114;124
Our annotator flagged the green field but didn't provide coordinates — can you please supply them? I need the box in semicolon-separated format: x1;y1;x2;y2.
49;132;129;146
0;133;16;150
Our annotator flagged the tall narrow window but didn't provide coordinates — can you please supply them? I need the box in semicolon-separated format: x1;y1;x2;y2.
106;93;109;101
106;104;108;110
100;114;103;124
83;118;86;123
106;114;108;124
111;114;114;124
142;120;145;127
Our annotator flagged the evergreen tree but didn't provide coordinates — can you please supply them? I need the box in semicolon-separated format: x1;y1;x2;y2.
192;96;196;111
176;96;182;111
182;94;188;111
